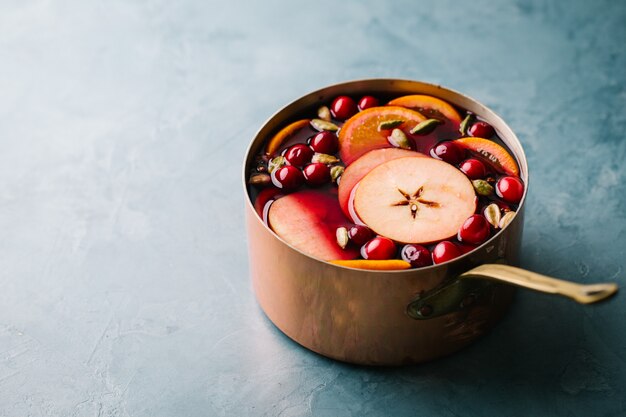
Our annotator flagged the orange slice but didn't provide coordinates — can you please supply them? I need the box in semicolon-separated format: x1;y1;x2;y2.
329;259;411;270
338;106;426;165
455;137;519;176
265;119;310;156
387;95;462;124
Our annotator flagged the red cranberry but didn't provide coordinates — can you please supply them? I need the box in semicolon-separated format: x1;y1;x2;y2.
361;237;396;260
358;96;379;110
432;241;462;264
330;96;358;120
469;121;495;138
458;214;491;245
496;176;524;204
459;158;487;179
430;141;465;165
271;165;304;191
308;131;338;154
302;163;330;186
348;225;375;245
401;244;433;268
284;144;313;167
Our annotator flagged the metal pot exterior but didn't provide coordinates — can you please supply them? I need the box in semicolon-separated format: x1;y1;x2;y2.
244;80;528;365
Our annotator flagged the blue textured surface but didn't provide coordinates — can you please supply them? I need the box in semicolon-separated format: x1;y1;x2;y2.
1;0;625;416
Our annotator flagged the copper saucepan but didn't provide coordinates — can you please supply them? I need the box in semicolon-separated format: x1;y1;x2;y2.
243;79;618;365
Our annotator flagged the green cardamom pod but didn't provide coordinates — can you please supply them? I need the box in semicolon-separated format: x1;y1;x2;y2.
409;118;442;135
330;166;344;183
388;128;412;150
378;119;405;130
268;155;286;174
459;113;475;136
312;153;340;164
472;179;494;196
310;118;339;132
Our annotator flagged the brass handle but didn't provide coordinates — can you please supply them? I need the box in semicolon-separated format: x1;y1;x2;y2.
459;264;618;304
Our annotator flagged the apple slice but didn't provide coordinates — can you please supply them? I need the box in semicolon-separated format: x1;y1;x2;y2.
268;189;359;261
387;95;462;124
354;157;476;244
338;106;426;165
337;148;424;219
455;137;519;176
254;187;283;222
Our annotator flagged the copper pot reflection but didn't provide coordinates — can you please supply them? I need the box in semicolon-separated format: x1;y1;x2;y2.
242;79;616;365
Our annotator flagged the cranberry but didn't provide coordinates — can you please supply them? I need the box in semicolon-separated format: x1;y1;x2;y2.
430;141;465;165
496;176;524;204
348;225;375;245
330;96;358;120
361;236;396;260
458;214;491;245
469;121;495;138
432;241;462;264
358;96;379;110
302;163;330;186
308;131;338;154
284;144;313;167
271;165;304;191
401;244;433;268
459;158;487;179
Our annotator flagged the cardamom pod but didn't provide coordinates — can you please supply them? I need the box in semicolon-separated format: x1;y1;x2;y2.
378;119;405;130
310;118;339;132
409;118;442;135
317;105;331;121
336;226;349;249
388;128;411;150
483;203;502;228
472;179;494;196
312;153;340;164
499;211;516;229
268;155;286;174
330;165;344;183
248;173;271;186
459;113;475;136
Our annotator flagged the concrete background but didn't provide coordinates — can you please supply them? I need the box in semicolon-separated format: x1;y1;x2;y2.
0;0;625;416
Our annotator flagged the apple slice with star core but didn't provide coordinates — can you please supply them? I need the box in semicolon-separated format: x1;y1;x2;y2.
353;157;476;244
